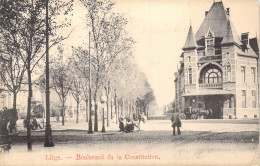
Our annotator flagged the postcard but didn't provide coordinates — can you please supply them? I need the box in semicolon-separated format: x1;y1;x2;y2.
0;0;259;165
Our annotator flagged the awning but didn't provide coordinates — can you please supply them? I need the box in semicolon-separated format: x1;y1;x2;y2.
182;89;234;97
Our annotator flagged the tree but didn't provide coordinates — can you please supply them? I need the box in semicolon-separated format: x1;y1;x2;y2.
71;46;90;123
71;76;83;124
80;0;134;131
0;0;73;151
51;46;72;126
0;54;26;111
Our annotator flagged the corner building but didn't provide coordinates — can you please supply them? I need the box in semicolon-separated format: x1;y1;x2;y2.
174;1;259;119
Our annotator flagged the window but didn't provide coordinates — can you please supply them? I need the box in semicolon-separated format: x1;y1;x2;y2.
251;67;256;83
188;56;191;62
242;90;246;108
206;39;214;50
188;68;192;84
204;68;222;84
252;90;256;108
226;52;230;59
224;96;234;108
230;96;234;108
241;66;246;82
226;63;231;82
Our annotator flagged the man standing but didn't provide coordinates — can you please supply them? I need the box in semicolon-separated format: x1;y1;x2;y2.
171;113;181;136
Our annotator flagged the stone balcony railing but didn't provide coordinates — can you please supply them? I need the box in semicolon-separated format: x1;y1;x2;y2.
199;83;223;89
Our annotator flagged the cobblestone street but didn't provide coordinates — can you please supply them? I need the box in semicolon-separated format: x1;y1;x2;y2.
1;115;259;166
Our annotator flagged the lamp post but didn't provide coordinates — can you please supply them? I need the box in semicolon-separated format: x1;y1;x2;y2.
44;0;54;147
88;32;93;134
101;88;107;132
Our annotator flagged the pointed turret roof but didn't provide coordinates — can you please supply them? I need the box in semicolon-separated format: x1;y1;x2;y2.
221;20;242;46
182;26;198;50
195;1;242;46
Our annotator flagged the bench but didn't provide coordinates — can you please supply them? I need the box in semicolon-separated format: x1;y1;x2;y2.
0;134;14;152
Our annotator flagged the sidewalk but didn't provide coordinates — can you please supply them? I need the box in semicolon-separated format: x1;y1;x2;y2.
16;117;147;135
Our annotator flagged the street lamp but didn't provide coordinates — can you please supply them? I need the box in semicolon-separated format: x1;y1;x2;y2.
44;0;54;147
88;31;93;134
100;88;107;132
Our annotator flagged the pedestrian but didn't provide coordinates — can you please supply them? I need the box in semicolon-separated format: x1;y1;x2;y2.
119;116;125;131
32;117;43;130
171;113;181;136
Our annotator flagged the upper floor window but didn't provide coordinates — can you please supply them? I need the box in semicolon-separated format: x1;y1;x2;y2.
226;63;231;82
205;30;214;55
226;52;230;59
242;90;246;108
241;66;246;82
252;90;256;108
188;68;192;84
251;67;256;83
188;56;191;62
206;39;214;51
204;68;222;84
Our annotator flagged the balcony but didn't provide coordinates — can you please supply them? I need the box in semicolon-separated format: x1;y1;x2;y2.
199;83;223;89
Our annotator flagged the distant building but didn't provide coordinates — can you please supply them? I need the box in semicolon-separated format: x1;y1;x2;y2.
174;1;259;119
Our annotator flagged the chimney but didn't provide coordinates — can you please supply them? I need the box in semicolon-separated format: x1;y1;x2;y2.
226;8;230;15
205;11;208;16
241;32;249;50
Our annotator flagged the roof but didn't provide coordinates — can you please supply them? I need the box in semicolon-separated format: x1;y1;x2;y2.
221;20;242;46
195;1;242;46
183;26;198;50
249;37;260;57
183;89;234;97
237;49;258;58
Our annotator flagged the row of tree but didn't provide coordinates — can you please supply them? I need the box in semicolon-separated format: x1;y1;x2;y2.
0;0;156;149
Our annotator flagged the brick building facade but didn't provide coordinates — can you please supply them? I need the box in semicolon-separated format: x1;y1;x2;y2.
174;1;259;119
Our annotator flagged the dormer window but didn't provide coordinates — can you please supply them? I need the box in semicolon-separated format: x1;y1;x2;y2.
205;29;215;55
206;39;214;50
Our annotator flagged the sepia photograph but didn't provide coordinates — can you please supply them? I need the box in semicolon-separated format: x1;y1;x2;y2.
0;0;259;165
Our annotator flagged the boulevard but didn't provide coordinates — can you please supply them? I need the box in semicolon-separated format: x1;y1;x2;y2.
1;114;259;166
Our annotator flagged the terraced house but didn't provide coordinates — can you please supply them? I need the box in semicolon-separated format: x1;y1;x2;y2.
174;1;259;119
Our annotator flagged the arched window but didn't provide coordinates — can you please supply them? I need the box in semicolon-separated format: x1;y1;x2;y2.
204;68;222;84
226;63;231;82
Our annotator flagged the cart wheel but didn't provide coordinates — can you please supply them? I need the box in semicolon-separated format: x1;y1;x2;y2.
191;114;197;120
180;113;186;120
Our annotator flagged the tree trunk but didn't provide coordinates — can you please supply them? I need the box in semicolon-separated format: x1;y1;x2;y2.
27;69;32;151
110;99;113;120
76;101;79;124
106;92;109;127
62;101;65;126
115;94;117;124
94;103;98;131
85;99;88;122
122;99;124;117
13;92;17;110
94;93;98;131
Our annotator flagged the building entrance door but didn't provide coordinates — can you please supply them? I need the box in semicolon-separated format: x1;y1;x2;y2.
205;95;223;119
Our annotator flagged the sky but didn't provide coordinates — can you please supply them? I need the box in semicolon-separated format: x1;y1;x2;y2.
68;0;259;107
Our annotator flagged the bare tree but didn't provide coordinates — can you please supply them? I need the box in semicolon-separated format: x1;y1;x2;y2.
71;76;83;124
0;0;73;151
0;54;26;111
71;46;90;123
80;0;134;131
51;46;72;126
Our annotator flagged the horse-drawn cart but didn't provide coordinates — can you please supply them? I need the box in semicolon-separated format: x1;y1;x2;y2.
180;107;213;120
